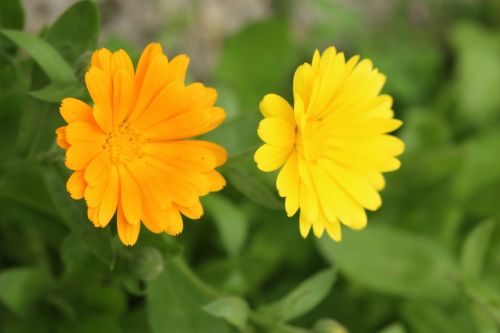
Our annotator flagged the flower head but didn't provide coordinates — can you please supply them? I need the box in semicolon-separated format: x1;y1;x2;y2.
56;43;227;246
255;47;404;241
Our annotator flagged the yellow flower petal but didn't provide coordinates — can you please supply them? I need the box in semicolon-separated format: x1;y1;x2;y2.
320;159;382;211
254;144;291;172
255;46;403;240
299;214;312;238
257;118;295;148
260;94;294;123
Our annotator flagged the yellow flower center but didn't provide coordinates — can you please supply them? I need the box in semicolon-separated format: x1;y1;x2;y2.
105;122;145;164
296;119;326;162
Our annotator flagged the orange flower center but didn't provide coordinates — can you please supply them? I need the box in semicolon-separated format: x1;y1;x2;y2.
296;119;326;162
105;122;145;164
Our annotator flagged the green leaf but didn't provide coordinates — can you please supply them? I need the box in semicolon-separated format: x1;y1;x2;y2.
224;165;284;209
84;284;127;318
0;64;26;159
453;130;500;202
450;22;500;125
44;0;99;63
57;315;122;333
402;301;477;333
257;268;336;323
360;26;443;105
0;0;24;30
461;220;495;282
60;233;91;272
214;19;294;108
399;107;452;156
147;257;232;333
0;267;51;316
317;226;456;301
30;82;83;103
203;296;249;331
1;29;76;83
41;164;115;268
203;194;249;256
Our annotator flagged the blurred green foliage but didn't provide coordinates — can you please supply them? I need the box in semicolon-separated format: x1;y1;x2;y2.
1;0;500;332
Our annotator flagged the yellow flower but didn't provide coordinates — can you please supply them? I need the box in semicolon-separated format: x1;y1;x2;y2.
254;47;404;241
56;43;227;246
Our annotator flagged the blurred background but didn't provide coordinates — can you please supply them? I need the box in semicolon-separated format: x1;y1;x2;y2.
2;0;500;332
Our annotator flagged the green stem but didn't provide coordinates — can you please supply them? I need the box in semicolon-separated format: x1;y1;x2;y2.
227;144;260;163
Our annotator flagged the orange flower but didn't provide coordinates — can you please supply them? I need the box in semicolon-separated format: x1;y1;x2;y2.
56;43;227;246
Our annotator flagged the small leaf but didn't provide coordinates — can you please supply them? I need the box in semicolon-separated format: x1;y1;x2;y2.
203;296;249;331
377;323;406;333
214;19;294;108
225;164;282;210
450;22;500;125
44;0;99;63
41;164;115;268
317;225;456;301
0;267;51;316
132;246;165;282
0;0;24;30
203;194;249;256
312;319;348;333
257;268;336;323
147;257;232;333
461;220;495;282
57;314;122;333
60;233;91;272
453;130;500;201
402;301;477;333
1;29;76;83
30;82;83;103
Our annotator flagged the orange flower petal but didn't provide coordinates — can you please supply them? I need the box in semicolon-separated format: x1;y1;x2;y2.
117;204;140;246
91;48;112;75
118;166;142;225
66;170;86;200
60;98;93;123
65;146;102;171
98;165;119;227
65;121;106;148
55;126;70;149
165;208;183;236
84;150;111;187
